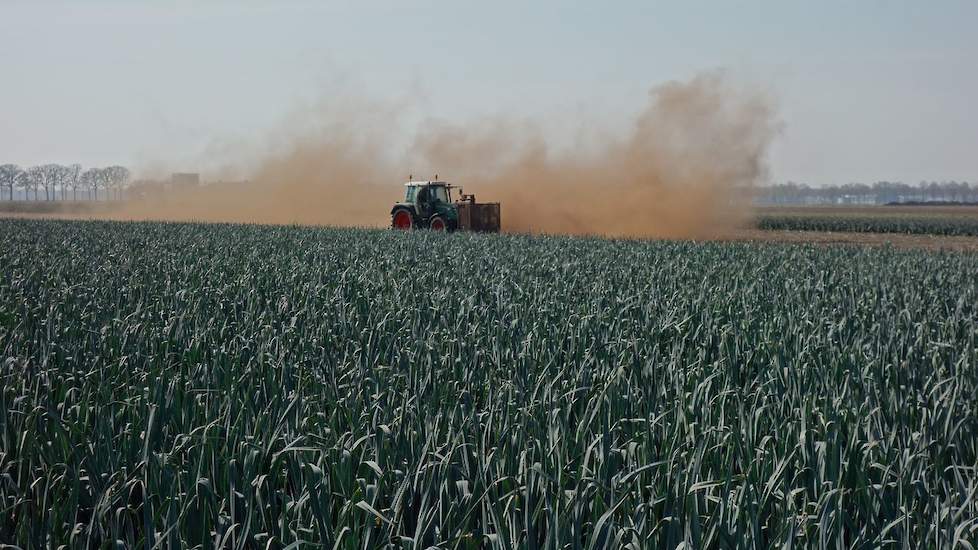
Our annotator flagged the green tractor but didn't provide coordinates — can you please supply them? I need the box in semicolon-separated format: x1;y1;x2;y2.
390;179;500;232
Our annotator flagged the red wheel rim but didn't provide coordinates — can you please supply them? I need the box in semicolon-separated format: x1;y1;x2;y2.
393;210;412;229
430;218;446;231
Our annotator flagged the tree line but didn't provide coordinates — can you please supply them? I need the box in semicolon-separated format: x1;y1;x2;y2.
0;164;131;201
758;180;978;205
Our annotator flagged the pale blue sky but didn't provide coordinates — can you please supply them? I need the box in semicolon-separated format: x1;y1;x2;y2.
2;1;976;185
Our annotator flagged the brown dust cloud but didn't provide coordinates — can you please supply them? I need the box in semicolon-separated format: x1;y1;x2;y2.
118;72;778;239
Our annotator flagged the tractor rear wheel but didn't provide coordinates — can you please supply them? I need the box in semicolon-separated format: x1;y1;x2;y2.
392;209;414;230
429;216;447;231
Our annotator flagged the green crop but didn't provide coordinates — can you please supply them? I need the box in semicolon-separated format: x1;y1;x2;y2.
758;213;978;236
1;218;976;548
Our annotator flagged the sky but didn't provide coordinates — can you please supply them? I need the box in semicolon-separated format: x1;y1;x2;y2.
1;0;976;186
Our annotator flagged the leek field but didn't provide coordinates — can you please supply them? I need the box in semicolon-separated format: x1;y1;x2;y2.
1;218;976;548
757;209;978;236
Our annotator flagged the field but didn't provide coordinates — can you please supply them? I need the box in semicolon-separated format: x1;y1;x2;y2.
1;218;977;548
757;205;978;236
0;200;117;216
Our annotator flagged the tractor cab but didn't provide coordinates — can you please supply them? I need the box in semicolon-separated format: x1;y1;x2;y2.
404;181;452;209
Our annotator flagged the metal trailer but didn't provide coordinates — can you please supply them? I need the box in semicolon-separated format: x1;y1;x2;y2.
455;194;500;232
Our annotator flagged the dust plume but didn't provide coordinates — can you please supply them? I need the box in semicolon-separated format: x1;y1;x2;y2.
119;72;777;238
118;103;398;227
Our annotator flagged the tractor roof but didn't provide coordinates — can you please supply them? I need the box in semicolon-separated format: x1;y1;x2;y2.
404;180;451;187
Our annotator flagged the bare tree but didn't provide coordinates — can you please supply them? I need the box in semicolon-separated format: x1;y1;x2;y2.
0;164;23;201
84;167;115;200
104;166;131;200
15;167;31;200
81;168;100;200
58;164;69;200
39;164;61;201
50;164;71;201
26;166;47;200
66;164;81;201
97;168;112;200
104;167;117;200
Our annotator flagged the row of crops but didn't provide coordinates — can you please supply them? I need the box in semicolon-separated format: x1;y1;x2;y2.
1;218;976;548
757;213;978;236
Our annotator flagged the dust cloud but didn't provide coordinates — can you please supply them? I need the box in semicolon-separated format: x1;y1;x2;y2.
119;72;778;238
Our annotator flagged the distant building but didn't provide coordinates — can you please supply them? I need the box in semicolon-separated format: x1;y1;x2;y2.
170;173;200;187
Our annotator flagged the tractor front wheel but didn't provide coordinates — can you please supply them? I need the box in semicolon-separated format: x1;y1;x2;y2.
392;209;414;230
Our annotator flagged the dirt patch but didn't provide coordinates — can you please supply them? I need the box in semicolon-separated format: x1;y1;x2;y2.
0;201;118;216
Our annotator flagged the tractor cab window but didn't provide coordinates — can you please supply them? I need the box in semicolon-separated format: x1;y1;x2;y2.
431;186;449;203
404;186;417;203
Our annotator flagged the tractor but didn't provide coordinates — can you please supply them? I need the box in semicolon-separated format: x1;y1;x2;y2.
390;179;500;232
